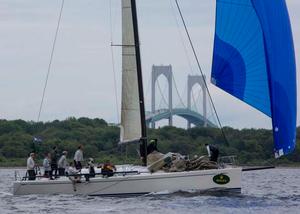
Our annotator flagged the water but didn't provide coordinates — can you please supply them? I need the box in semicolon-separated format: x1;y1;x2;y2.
1;168;300;214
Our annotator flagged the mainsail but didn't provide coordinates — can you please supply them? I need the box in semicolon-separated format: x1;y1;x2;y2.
120;0;146;145
211;0;297;157
120;0;141;143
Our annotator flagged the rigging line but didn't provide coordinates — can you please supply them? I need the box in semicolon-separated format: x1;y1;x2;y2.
109;0;120;123
37;0;65;122
170;0;203;112
174;0;229;144
172;75;186;108
109;0;119;42
170;0;200;110
169;0;195;75
170;0;199;110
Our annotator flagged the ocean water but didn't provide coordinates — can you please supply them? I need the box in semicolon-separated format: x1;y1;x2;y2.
1;168;300;214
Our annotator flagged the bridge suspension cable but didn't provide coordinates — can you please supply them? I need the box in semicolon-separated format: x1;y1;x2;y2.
144;75;152;110
191;85;202;113
156;78;169;109
172;75;186;108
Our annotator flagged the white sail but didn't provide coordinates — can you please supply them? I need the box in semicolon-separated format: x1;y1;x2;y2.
120;0;142;143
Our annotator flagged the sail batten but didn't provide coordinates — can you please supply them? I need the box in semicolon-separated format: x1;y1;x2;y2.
212;0;297;157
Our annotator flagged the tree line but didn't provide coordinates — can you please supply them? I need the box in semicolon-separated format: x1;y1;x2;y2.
0;117;299;166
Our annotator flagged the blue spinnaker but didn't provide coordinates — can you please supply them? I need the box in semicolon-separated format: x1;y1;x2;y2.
211;0;297;157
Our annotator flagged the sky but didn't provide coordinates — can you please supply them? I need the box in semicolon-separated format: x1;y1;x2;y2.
0;0;299;129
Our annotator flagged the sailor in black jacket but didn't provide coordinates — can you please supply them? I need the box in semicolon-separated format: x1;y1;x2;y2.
205;144;219;162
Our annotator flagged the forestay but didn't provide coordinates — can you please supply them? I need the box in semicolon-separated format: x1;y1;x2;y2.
120;0;142;143
211;0;297;157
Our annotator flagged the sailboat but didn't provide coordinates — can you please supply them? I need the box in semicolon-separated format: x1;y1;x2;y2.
12;0;296;196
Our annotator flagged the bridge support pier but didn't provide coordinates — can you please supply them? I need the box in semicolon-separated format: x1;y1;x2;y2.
151;65;173;128
187;75;207;129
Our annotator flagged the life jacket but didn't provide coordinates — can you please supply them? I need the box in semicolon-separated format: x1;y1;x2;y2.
101;163;116;177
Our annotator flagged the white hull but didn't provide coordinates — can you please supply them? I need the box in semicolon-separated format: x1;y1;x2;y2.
13;167;241;196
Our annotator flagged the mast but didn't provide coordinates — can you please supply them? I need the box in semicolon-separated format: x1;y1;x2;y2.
130;0;147;166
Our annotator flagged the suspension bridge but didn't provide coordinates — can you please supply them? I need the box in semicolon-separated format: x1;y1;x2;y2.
145;65;217;129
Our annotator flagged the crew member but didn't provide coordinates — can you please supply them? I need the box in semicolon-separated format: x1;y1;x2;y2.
101;160;116;177
146;139;165;165
147;139;159;155
58;151;68;176
88;158;95;177
51;146;59;178
67;162;81;190
139;141;147;165
27;153;36;180
139;139;159;164
205;144;219;162
74;145;84;170
43;152;51;178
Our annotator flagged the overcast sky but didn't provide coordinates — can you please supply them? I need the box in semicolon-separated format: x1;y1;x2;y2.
0;0;299;129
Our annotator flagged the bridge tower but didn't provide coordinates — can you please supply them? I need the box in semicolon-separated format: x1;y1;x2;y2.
151;65;173;128
187;75;207;129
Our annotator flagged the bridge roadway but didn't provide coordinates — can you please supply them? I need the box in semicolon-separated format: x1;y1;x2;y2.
146;108;217;128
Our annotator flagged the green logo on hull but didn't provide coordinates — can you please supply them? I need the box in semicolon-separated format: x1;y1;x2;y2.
213;174;230;185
